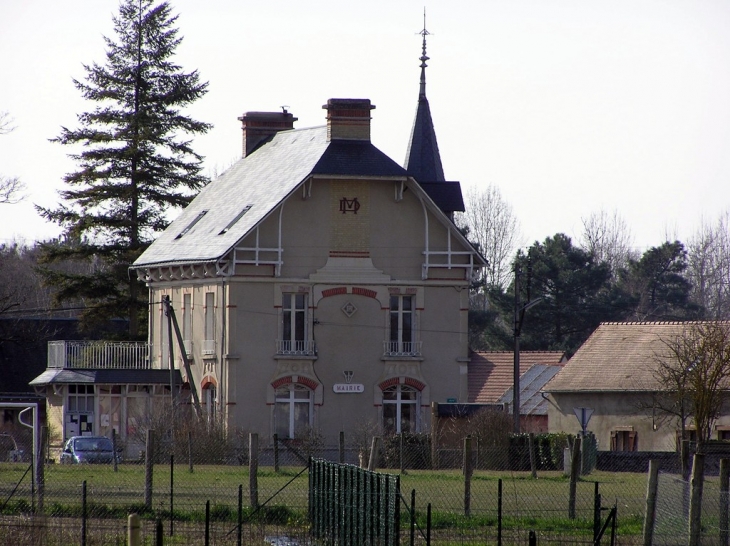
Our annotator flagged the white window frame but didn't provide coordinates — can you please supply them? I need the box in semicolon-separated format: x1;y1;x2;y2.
382;384;420;434
280;293;309;354
387;295;419;356
203;292;215;355
182;293;192;356
274;383;313;439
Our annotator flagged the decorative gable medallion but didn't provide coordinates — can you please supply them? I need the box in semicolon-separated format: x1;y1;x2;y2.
341;302;357;318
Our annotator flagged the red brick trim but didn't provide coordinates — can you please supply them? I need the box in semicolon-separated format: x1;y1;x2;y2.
352;287;377;299
378;378;399;390
322;287;348;298
298;376;320;391
271;376;293;389
404;377;426;391
201;376;217;390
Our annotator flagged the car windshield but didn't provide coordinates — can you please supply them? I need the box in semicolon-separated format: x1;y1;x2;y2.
75;438;113;452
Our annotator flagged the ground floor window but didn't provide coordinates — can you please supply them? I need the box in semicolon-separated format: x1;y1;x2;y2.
610;430;637;452
275;383;312;439
382;385;419;434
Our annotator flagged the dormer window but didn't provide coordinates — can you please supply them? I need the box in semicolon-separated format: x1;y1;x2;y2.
219;205;253;235
175;210;208;239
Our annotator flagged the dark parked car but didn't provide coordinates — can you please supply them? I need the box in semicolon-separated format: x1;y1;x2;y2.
61;436;117;464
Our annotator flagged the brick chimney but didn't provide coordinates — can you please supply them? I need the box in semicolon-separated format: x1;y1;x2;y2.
322;98;375;142
238;108;297;157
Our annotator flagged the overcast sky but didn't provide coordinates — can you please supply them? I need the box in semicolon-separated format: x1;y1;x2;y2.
2;1;729;253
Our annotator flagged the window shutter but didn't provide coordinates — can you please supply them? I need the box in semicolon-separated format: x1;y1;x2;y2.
610;431;617;451
628;431;637;452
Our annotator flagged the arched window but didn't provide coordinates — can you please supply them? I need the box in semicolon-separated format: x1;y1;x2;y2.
382;384;419;434
275;383;312;439
203;383;217;423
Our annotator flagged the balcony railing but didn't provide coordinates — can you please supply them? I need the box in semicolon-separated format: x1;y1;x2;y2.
48;341;150;370
276;340;317;356
383;341;422;357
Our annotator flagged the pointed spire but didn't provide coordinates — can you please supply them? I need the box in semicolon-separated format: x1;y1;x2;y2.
404;10;445;182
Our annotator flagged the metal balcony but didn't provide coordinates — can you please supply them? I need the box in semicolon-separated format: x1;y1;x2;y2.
383;341;422;357
48;341;150;370
276;340;317;356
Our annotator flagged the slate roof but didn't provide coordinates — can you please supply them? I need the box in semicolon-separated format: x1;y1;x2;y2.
29;369;181;386
468;351;566;404
543;322;720;393
404;94;445;182
133;126;417;269
498;365;563;416
419;181;465;213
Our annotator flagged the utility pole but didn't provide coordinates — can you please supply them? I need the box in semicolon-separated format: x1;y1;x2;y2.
513;256;541;433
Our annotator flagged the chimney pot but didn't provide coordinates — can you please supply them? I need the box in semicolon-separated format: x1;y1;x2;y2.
238;110;297;157
322;98;375;142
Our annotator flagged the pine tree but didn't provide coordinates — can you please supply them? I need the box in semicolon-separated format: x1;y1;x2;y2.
37;0;210;339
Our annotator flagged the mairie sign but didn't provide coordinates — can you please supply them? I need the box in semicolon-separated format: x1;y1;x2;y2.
333;383;365;393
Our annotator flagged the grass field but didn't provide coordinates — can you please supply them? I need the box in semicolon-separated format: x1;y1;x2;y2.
0;462;722;544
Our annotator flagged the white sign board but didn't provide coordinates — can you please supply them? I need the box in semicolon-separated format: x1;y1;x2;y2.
333;383;365;394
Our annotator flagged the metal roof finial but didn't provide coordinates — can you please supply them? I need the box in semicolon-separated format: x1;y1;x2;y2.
418;8;431;98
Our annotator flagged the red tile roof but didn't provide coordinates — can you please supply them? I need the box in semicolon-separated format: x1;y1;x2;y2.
468;351;566;404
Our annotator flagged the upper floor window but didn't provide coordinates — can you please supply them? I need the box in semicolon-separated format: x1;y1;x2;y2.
183;294;192;339
386;295;420;356
203;292;216;356
279;293;314;355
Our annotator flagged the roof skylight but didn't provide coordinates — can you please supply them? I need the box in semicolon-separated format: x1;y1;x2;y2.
219;205;253;235
175;210;208;239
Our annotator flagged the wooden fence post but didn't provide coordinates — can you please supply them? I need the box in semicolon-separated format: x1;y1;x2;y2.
368;436;380;471
188;431;194;473
568;436;582;519
528;432;537;479
431;402;438;470
642;459;659;546
273;434;279;473
249;433;259;509
689;452;705;546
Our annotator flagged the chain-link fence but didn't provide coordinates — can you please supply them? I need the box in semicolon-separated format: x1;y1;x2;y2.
1;431;729;545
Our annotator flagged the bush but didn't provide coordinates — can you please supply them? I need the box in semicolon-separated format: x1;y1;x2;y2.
382;433;431;469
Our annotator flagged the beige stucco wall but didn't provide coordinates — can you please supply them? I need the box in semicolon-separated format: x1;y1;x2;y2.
549;392;678;452
146;175;475;444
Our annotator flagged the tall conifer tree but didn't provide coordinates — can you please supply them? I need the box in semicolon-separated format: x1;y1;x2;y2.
38;0;210;339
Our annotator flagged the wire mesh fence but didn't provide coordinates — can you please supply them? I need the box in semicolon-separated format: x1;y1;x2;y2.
1;432;729;545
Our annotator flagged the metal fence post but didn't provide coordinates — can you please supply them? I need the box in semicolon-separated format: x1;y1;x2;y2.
238;484;243;546
249;433;259;509
144;429;154;510
689;452;705;546
464;436;473;517
497;478;503;546
81;480;87;546
169;454;174;537
205;499;210;546
721;458;729;546
594;480;602;543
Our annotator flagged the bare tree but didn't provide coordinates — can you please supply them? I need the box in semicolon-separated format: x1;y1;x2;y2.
580;208;636;278
0;111;26;204
687;212;730;319
458;185;521;291
653;321;730;448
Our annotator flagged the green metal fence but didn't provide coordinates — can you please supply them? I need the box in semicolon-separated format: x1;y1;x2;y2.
309;458;401;546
